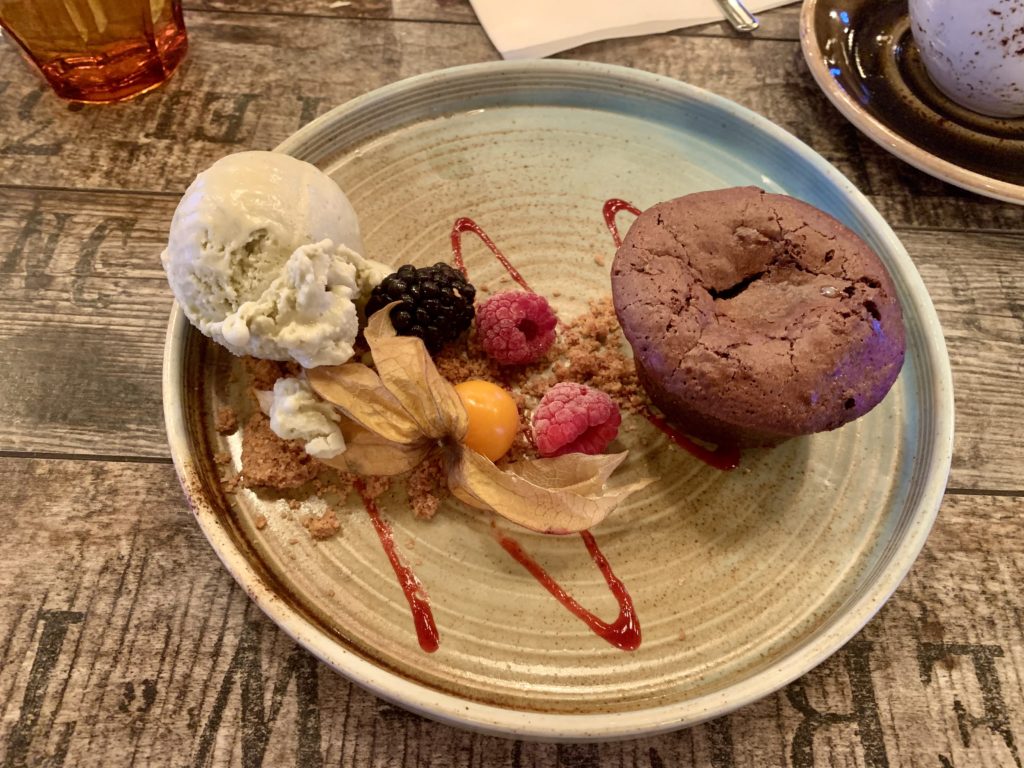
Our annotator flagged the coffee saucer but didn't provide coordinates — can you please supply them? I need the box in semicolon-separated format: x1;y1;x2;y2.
801;0;1024;204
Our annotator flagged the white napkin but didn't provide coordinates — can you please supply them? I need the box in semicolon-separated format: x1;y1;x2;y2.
470;0;798;60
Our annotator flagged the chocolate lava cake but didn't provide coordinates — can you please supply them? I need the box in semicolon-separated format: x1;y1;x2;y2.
611;187;906;447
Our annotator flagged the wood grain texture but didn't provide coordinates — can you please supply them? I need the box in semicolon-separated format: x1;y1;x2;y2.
0;8;1021;233
0;12;495;192
184;0;478;24
180;0;799;39
1;3;1023;765
0;189;175;458
0;458;1020;767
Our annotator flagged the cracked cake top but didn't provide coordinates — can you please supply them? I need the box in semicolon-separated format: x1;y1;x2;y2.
611;186;906;447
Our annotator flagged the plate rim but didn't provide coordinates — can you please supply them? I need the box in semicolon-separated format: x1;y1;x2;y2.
799;0;1024;205
162;58;954;741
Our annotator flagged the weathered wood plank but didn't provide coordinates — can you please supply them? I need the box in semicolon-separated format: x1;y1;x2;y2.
0;10;1021;233
560;34;1024;233
0;13;495;193
906;230;1024;490
0;6;1020;766
181;0;799;40
670;4;802;40
0;190;175;458
1;187;1020;489
0;457;1020;766
184;0;477;23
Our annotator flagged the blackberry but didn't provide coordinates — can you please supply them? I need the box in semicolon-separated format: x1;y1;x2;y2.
364;262;476;352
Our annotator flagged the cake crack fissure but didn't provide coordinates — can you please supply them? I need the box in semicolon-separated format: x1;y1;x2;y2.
610;187;906;447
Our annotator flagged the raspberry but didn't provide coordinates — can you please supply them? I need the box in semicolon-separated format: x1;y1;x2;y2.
475;291;557;365
532;382;622;458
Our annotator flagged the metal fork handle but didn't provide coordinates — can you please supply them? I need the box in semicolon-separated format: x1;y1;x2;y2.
717;0;760;32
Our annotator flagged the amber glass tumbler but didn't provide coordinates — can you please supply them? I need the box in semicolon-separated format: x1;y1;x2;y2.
0;0;187;102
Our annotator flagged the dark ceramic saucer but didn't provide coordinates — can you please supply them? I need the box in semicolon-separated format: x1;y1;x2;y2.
801;0;1024;203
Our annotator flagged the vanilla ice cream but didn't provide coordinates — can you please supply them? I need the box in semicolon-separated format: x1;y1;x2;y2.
162;150;388;367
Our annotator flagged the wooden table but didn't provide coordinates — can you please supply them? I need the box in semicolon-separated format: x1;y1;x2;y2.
1;2;1022;766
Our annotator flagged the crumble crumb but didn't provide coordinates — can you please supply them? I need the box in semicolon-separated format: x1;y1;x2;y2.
243;357;290;392
303;508;341;540
215;406;239;435
408;456;446;520
594;253;605;266
430;297;643;461
435;334;554;391
231;293;644;540
213;451;232;465
361;476;391;500
323;472;357;499
253;513;268;530
240;412;320;488
554;297;647;413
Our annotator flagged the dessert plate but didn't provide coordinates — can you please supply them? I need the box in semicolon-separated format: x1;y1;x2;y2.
801;0;1024;204
162;59;953;741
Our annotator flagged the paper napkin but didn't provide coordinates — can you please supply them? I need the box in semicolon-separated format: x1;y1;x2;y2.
469;0;798;60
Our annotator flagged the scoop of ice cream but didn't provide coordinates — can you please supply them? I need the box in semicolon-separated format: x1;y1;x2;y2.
266;377;345;460
217;239;364;367
162;150;387;366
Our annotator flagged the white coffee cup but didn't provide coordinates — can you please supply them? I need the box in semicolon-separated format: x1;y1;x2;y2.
909;0;1024;118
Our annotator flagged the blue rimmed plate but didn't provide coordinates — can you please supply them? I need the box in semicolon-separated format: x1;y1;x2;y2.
163;59;953;741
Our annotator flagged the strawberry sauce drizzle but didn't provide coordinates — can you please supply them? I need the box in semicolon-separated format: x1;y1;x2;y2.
498;531;641;651
603;198;741;472
370;203;752;653
356;481;439;653
602;198;642;248
450;217;532;291
451;214;641;651
644;408;741;471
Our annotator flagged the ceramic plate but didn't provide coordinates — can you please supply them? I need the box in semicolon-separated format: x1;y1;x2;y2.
801;0;1024;204
162;60;953;741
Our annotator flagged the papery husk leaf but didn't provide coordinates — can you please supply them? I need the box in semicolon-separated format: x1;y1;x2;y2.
318;416;433;476
506;452;630;496
306;363;423;445
445;446;654;534
306;304;648;529
364;305;468;441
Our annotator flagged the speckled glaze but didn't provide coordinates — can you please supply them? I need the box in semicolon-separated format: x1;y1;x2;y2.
801;0;1024;204
909;0;1024;118
162;60;953;741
